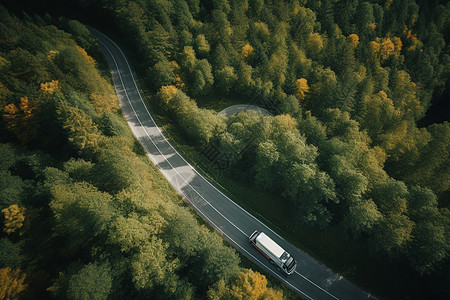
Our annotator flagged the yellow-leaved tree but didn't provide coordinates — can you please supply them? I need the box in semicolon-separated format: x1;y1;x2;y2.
207;269;283;300
295;78;310;101
347;34;360;49
158;85;178;109
370;37;402;61
40;80;60;95
241;43;254;60
76;45;95;66
306;32;324;53
2;97;37;144
1;204;26;235
47;50;59;61
0;268;27;300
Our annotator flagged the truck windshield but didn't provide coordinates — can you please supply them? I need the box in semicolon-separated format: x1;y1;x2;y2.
286;257;295;271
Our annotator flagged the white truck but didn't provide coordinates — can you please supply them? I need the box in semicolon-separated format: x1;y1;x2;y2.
249;230;297;276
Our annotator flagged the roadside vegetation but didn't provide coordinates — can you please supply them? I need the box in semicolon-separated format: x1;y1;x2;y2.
0;7;290;299
56;0;449;299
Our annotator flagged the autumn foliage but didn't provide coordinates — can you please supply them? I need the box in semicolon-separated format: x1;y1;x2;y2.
1;205;26;235
295;78;309;101
0;268;27;300
76;45;95;66
2;97;37;144
40;80;60;95
241;43;254;59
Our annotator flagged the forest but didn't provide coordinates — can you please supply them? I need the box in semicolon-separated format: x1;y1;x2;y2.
0;6;287;300
0;0;449;299
82;0;448;298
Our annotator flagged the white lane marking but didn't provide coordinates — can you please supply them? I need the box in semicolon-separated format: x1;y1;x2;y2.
92;28;346;300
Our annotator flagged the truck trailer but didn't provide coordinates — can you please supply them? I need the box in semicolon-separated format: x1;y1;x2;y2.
249;230;297;276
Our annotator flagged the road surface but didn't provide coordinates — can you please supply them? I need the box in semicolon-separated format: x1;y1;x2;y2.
90;28;377;300
219;104;273;117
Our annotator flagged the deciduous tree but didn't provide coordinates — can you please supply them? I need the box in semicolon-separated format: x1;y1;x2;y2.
67;262;112;300
1;204;25;235
0;267;26;300
295;78;309;101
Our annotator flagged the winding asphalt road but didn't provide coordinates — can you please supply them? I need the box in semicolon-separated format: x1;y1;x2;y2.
90;28;377;300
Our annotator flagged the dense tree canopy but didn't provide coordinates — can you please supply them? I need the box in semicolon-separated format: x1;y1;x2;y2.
1;0;449;298
90;0;450;298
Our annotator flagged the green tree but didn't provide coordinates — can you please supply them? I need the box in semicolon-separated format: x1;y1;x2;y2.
290;6;316;41
297;111;327;146
165;210;240;292
344;199;382;237
308;66;338;114
267;47;288;88
173;0;194;29
327;154;368;206
172;91;226;145
236;61;254;94
63;19;97;53
0;238;22;269
355;1;376;35
209;10;232;46
98;111;129;137
370;179;414;254
333;0;358;35
0;144;17;171
48;180;115;251
211;43;230;69
285;162;336;226
358;91;399;144
55;99;101;158
7;48;44;83
215;66;237;93
212;0;231;14
92;150;141;194
131;237;179;290
180;46;214;96
186;0;200;16
195;34;210;57
192;59;214;96
145;22;175;64
406;187;450;274
393;122;450;197
0;170;26;209
63;158;94;183
151;59;177;89
108;214;165;253
254;140;280;190
67;262;112;300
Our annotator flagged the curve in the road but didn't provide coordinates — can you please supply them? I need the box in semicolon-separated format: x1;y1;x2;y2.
90;27;377;300
218;104;273;117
